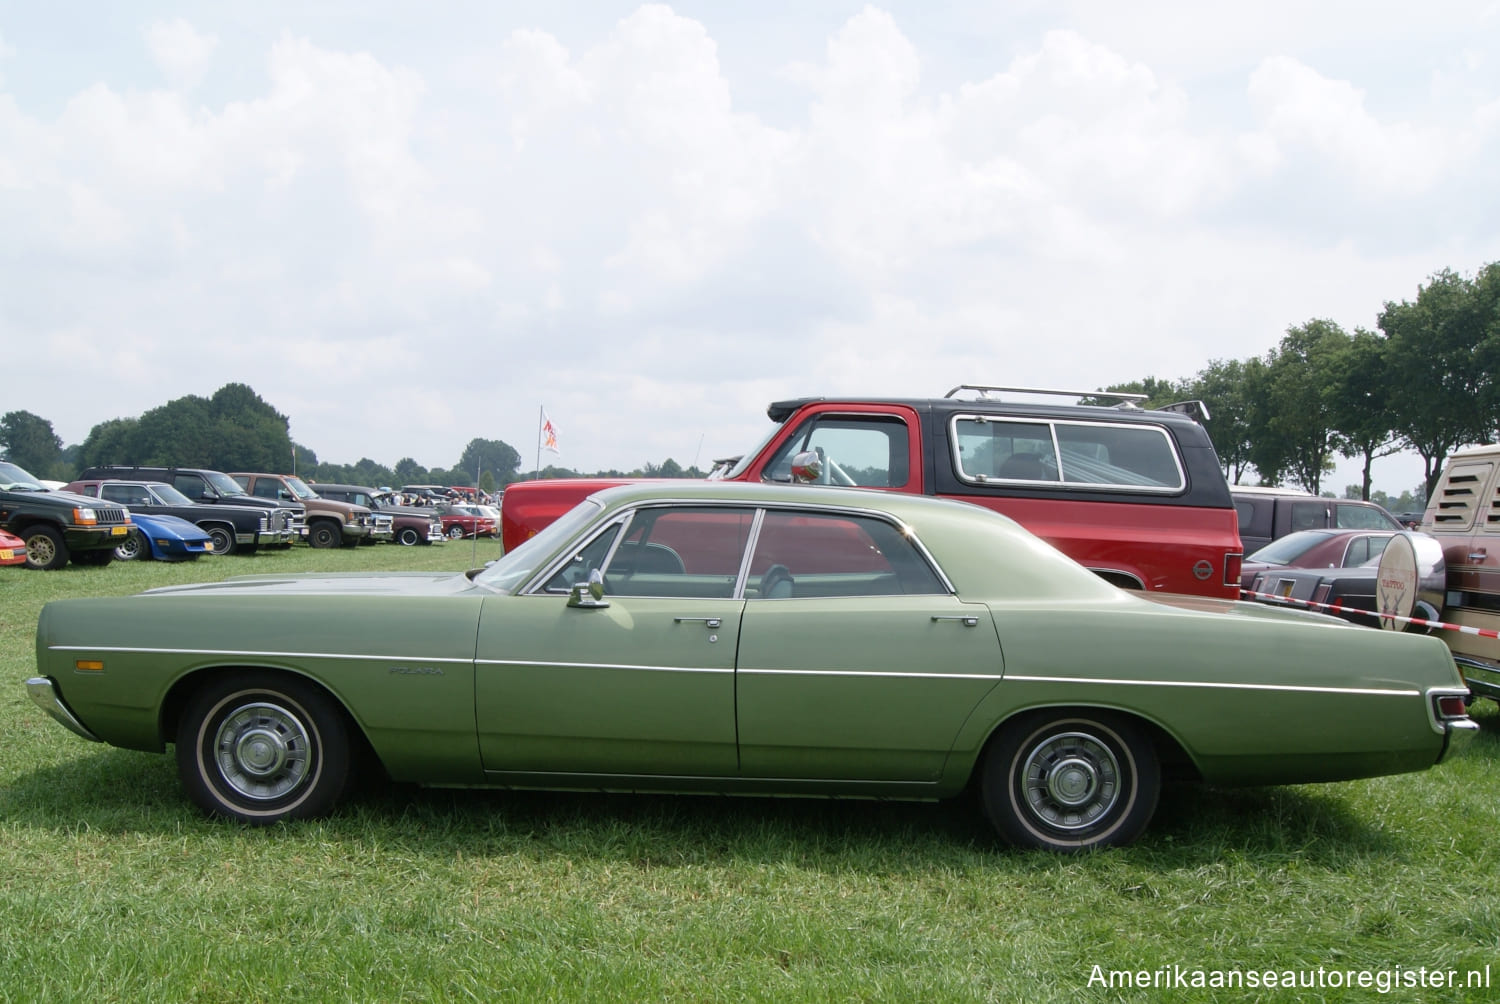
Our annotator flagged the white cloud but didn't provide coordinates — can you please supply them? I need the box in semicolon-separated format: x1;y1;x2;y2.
144;18;219;91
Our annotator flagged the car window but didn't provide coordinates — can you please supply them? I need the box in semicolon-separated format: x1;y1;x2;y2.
747;509;945;598
1289;501;1329;532
1335;503;1398;531
952;417;1183;491
1342;535;1392;565
101;484;152;506
760;415;911;488
172;474;206;496
603;507;755;598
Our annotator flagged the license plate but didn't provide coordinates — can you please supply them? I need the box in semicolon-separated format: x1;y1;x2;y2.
111;526;128;536
0;549;11;560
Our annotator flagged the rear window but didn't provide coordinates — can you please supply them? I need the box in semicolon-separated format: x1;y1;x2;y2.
951;417;1184;492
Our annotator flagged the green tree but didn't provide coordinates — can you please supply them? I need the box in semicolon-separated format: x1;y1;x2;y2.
77;417;141;470
1328;328;1400;500
0;410;64;477
1249;320;1347;493
1188;359;1259;483
393;458;427;485
1380;267;1497;493
457;438;522;488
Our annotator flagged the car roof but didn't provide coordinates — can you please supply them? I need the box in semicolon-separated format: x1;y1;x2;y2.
585;478;1008;523
766;394;1204;429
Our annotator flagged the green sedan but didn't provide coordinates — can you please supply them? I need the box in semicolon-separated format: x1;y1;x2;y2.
27;481;1477;851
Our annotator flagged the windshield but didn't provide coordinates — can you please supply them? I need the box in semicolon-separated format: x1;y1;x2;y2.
284;476;318;500
725;422;785;481
1245;530;1325;565
474;498;605;593
204;471;249;496
0;461;46;491
151;483;195;505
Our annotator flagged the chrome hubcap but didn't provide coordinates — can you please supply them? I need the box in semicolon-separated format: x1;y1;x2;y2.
1021;731;1121;831
213;701;311;801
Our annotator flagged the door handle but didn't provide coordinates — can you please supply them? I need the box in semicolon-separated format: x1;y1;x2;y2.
674;617;722;629
1469;550;1487;563
931;615;980;627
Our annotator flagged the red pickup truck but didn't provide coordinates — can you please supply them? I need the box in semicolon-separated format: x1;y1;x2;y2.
501;386;1244;597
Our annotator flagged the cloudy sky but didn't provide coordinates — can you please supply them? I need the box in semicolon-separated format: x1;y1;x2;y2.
2;2;1496;493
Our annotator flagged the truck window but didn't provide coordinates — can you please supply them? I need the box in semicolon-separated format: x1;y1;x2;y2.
953;417;1184;491
761;416;910;488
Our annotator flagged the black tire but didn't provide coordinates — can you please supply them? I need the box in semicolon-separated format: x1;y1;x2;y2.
980;711;1159;852
396;526;422;547
205;525;236;556
114;529;150;561
308;522;342;549
71;549;115;567
176;672;351;824
446;525;465;540
22;525;68;570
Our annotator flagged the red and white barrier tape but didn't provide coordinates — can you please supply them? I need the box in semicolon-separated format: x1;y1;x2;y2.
1239;588;1500;640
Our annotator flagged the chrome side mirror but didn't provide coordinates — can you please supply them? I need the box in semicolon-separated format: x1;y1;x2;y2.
567;568;610;608
789;450;823;484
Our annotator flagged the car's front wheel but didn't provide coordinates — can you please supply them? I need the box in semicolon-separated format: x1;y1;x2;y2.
308;522;343;548
205;525;236;556
446;525;465;540
396;526;422;546
980;711;1159;852
22;525;68;570
114;529;150;561
176;673;351;824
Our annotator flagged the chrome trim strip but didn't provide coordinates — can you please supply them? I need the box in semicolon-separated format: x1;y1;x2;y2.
476;659;732;674
25;677;101;742
739;668;1004;680
1005;673;1417;697
46;645;473;664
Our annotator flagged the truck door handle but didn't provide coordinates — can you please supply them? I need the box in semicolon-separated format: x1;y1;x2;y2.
1469;550;1487;563
932;615;980;627
674;617;722;629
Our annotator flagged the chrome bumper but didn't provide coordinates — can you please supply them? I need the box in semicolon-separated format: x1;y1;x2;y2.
25;677;101;742
1454;655;1500;702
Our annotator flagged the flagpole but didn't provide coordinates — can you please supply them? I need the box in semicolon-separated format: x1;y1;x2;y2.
534;405;542;480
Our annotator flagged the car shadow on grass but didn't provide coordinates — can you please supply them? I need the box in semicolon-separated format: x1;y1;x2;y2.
0;744;1430;871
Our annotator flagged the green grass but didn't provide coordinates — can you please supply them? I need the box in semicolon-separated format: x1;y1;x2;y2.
2;544;1498;1001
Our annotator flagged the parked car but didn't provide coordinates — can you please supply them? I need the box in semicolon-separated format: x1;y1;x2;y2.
2;460;132;569
435;503;496;539
64;479;282;557
501;386;1245;597
1374;445;1500;705
1239;528;1401;591
78;466;302;551
113;512;213;562
309;483;445;546
1232;486;1402;554
0;528;27;566
229;473;390;548
27;481;1474;850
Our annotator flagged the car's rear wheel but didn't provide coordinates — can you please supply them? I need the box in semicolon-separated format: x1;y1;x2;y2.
22;525;68;570
205;525;236;556
396;526;421;546
981;711;1159;852
114;529;149;561
176;673;351;824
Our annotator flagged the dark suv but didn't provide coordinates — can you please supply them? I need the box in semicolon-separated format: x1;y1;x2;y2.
1232;486;1402;554
1;460;132;569
78;465;303;551
501;385;1245;597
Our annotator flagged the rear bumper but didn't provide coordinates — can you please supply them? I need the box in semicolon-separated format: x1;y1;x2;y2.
1453;655;1500;702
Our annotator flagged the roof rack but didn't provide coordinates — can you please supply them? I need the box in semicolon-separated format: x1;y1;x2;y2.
944;384;1149;405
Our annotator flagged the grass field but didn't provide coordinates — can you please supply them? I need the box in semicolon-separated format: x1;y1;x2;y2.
2;543;1498;1001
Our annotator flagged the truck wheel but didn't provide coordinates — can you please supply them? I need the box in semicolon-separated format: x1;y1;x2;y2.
22;525;68;570
205;526;236;556
308;522;342;548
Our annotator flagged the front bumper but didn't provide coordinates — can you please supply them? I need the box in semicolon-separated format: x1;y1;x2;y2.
25;677;100;742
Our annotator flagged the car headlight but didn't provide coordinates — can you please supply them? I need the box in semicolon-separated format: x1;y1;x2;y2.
73;507;98;525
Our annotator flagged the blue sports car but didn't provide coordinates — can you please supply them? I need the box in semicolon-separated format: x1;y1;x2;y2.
114;512;213;562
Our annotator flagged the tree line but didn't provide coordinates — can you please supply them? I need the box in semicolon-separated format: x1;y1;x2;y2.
3;262;1495;500
0;382;704;494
